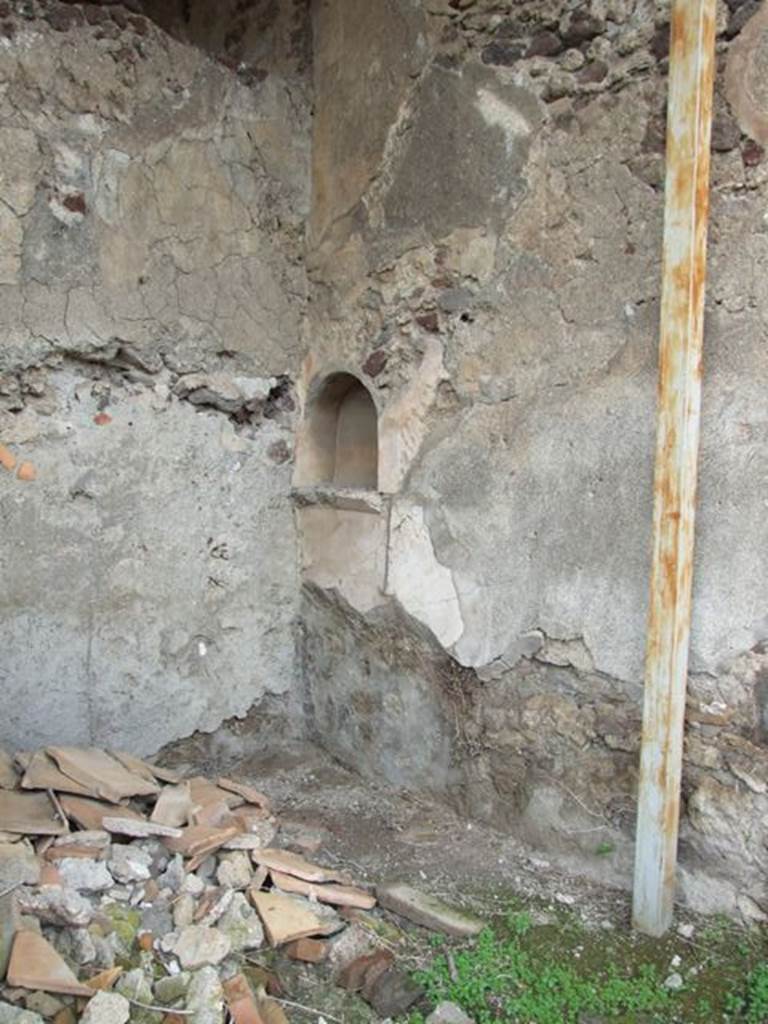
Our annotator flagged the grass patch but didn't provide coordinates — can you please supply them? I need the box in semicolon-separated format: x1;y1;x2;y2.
408;907;768;1023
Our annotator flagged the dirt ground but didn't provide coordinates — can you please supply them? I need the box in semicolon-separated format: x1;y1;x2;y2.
154;738;767;1023
159;737;667;935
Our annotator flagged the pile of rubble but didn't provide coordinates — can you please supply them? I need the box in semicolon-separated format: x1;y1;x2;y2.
0;746;484;1024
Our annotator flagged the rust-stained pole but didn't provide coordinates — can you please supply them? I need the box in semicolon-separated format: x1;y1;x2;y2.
632;0;716;937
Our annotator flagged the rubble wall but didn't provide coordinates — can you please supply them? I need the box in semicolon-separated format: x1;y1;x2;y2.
0;0;311;753
300;0;768;919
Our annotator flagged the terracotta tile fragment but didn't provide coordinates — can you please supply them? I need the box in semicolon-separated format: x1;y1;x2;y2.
249;890;323;947
7;930;94;996
270;871;375;910
46;747;159;803
86;966;123;991
16;462;36;481
150;782;192;828
164;824;240;858
0;791;68;836
284;937;328;963
223;973;265;1024
58;795;145;832
110;751;182;785
191;799;234;829
22;751;96;798
251;849;341;884
188;776;244;812
218;778;271;811
337;949;394;993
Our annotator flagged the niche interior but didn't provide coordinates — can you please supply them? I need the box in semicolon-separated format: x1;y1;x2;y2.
299;372;379;490
294;370;387;611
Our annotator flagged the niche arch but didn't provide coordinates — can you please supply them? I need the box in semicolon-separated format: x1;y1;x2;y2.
298;372;379;490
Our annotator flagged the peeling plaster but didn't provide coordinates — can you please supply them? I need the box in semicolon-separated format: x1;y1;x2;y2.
386;500;464;648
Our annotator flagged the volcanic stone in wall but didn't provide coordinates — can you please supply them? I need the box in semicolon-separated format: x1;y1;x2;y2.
726;1;768;149
380;63;542;242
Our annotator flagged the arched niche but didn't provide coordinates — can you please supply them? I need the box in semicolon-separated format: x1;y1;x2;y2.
299;372;379;490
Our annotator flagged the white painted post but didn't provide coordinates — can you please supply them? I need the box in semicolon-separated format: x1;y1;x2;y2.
632;0;717;937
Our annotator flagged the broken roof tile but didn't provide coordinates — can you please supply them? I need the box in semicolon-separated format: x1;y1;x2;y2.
284;937;328;963
150;783;193;829
110;751;182;786
218;778;271;811
21;751;95;798
249;890;324;947
251;849;342;884
7;930;94;997
188;776;244;815
58;795;145;833
0;791;68;836
164;824;240;859
46;748;159;803
223;973;265;1024
270;871;376;910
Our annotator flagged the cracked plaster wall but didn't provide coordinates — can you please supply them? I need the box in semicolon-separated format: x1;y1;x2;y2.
299;0;768;920
0;0;311;753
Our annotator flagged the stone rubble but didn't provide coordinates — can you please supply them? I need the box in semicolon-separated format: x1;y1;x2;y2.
426;1002;476;1024
78;992;129;1024
0;746;484;1022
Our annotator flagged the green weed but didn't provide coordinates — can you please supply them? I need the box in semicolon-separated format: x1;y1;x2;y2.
412;925;672;1024
725;962;768;1023
595;841;616;857
408;908;768;1024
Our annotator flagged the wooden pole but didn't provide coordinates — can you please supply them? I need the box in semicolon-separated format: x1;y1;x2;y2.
632;0;717;937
